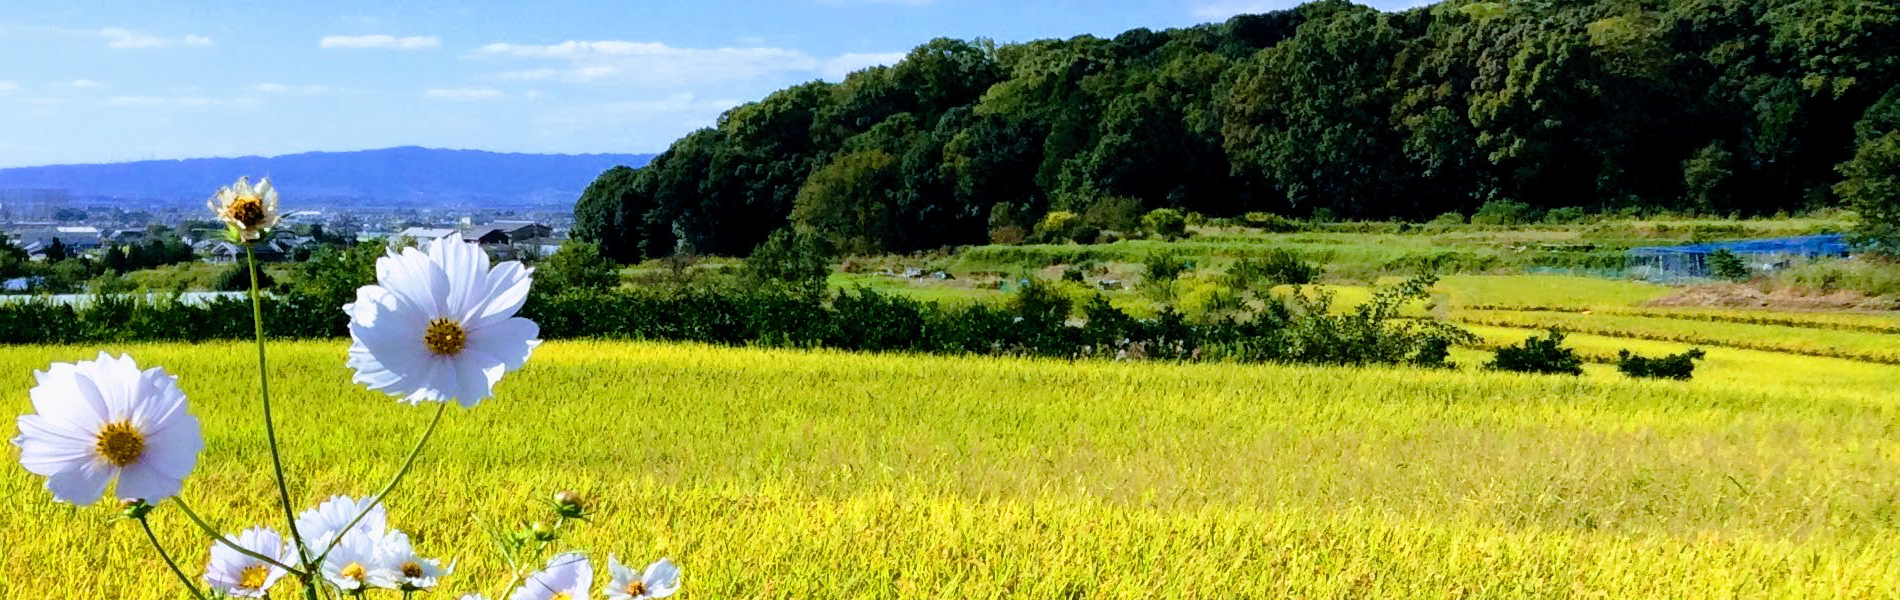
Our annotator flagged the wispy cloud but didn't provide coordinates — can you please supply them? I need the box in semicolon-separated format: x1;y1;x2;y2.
0;81;17;94
249;83;335;95
66;79;103;89
476;40;903;87
100;27;213;48
425;87;505;100
100;95;255;107
534;93;741;133
319;34;440;49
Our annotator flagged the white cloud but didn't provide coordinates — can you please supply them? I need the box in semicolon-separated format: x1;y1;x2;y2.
822;52;907;80
495;68;561;81
319;34;440;49
425;87;504;100
67;79;103;89
101;95;255;107
250;83;334;95
476;40;905;87
534;93;741;135
1188;0;1437;18
0;81;16;94
100;27;214;48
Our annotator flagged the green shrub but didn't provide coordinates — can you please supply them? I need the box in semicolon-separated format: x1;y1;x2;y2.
1471;200;1538;226
743;230;834;299
538;240;621;293
1708;249;1750;281
1225;250;1320;291
1616;348;1706;380
1241;212;1303;233
1069;225;1101;245
212;262;276;292
1543;207;1587;224
989;225;1027;245
1428;212;1465;226
1486;329;1584;375
1141;208;1188;241
1035;211;1081;243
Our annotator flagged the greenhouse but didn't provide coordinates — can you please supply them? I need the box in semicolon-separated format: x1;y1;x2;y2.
1627;234;1852;278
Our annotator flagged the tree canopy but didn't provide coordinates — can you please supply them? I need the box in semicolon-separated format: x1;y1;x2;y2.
576;0;1900;260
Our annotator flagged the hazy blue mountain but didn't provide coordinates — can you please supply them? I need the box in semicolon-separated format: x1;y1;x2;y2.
0;147;655;207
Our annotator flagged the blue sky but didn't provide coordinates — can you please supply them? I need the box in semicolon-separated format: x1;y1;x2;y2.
0;0;1432;168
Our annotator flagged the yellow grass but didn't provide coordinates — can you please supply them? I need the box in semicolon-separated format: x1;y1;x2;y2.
4;340;1899;598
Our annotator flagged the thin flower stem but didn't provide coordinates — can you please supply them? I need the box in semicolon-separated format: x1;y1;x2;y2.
171;498;307;576
136;515;209;600
313;401;450;564
246;245;315;579
497;515;568;598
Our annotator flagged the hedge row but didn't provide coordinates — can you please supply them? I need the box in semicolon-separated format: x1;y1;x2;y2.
0;283;1473;369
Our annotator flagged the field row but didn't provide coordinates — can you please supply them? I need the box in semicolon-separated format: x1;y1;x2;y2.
1452;309;1900;364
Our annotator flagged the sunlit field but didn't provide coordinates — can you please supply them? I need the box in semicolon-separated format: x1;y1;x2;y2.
5;340;1898;598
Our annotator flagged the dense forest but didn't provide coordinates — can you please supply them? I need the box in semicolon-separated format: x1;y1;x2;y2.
573;0;1900;260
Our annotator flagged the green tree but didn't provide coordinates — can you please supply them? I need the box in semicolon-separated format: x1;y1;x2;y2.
1708;248;1750;281
1840;132;1900;255
742;229;835;299
537;240;621;293
790;149;901;254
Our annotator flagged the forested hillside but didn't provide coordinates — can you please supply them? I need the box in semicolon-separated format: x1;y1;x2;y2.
574;0;1900;259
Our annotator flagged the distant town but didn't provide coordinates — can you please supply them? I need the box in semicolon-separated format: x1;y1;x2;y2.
0;187;572;294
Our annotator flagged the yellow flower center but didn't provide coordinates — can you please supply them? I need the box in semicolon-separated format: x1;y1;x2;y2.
423;318;467;356
238;565;270;590
94;420;145;467
340;562;366;582
224;195;267;229
626;580;649;596
401;561;424;578
550;594;572;600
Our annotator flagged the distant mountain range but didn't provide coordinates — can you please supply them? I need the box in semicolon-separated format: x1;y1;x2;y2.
0;147;655;208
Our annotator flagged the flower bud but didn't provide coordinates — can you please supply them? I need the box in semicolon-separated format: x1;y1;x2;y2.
553;490;585;519
530;520;558;542
119;498;154;520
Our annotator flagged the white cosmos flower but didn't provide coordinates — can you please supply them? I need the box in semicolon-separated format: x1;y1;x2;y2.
460;596;491;600
366;530;452;591
11;352;202;505
205;526;292;598
319;529;379;592
207;176;280;241
511;553;591;600
296;494;387;544
607;556;680;600
345;237;539;407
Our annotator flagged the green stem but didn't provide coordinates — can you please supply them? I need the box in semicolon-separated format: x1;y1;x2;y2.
497;515;568;598
171;498;307;576
137;515;209;600
313;401;450;564
247;245;318;600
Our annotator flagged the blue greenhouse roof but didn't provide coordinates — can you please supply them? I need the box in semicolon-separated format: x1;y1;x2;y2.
1627;234;1851;257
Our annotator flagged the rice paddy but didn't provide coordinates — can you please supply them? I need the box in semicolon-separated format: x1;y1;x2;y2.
4;334;1899;598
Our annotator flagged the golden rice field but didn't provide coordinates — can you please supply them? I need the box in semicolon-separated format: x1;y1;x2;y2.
4;338;1900;598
